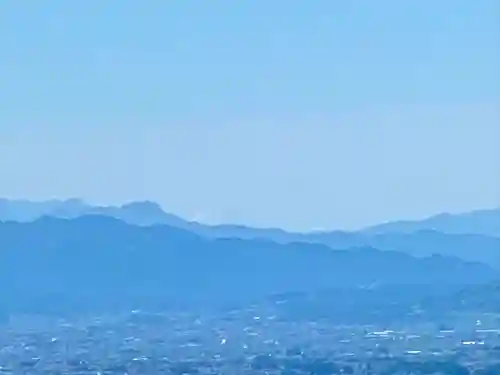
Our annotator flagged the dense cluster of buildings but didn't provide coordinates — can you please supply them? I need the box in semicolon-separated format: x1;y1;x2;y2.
0;308;499;374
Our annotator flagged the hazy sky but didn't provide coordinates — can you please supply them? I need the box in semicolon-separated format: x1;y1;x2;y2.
1;1;499;230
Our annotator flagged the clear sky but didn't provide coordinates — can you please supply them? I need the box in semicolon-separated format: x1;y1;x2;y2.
0;1;499;231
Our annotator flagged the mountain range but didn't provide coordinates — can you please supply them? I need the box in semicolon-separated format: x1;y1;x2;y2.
2;198;500;236
0;198;499;315
0;215;497;314
1;198;499;267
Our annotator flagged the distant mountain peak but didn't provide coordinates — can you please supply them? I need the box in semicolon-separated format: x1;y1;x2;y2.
120;200;165;214
362;207;500;237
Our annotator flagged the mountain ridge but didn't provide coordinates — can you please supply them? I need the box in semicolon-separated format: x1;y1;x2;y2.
1;215;497;314
1;198;499;268
362;207;500;237
2;198;499;236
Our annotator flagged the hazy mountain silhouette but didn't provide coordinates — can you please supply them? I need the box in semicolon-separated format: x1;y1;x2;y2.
362;208;500;237
0;198;187;227
2;198;499;236
0;215;497;314
0;198;89;222
1;199;499;268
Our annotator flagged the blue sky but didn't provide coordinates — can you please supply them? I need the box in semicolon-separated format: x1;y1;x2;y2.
0;1;499;230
